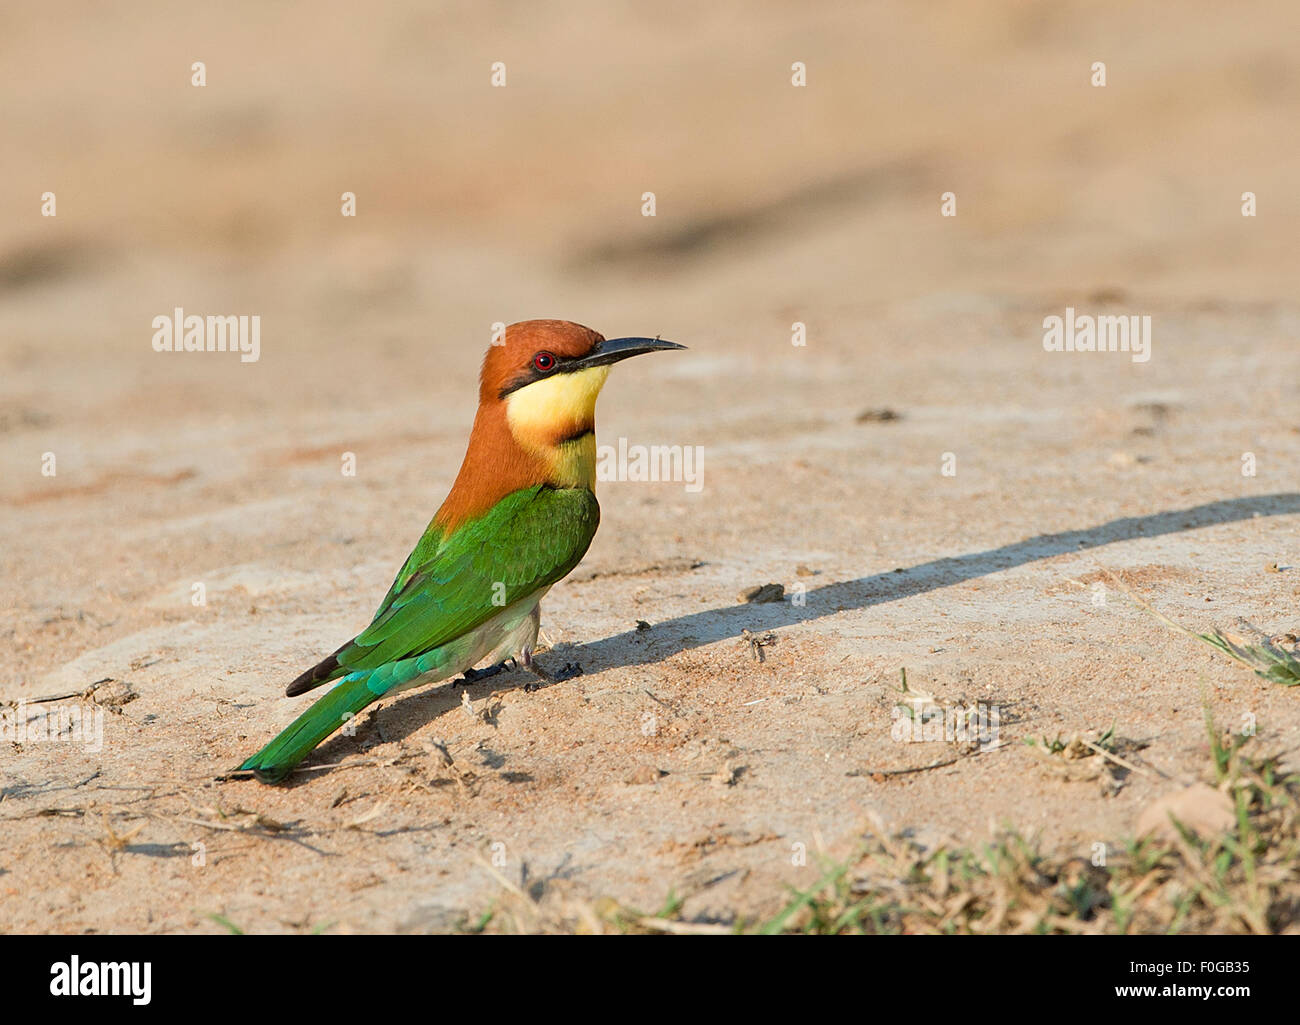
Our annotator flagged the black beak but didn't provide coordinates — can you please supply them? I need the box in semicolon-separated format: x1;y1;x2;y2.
569;336;686;371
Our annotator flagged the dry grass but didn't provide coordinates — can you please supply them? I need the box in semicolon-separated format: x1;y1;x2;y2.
467;709;1300;934
1107;570;1300;687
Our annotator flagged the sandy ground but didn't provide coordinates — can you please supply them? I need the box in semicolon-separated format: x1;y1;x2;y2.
2;1;1298;932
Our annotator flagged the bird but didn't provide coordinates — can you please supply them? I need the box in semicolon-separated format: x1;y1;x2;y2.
237;320;685;783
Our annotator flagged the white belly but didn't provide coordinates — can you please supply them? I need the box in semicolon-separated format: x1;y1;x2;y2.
389;587;549;693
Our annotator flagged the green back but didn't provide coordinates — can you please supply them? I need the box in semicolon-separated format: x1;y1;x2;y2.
336;485;599;672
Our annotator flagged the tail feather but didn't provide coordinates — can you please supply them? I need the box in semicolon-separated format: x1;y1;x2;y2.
238;674;378;783
285;648;346;696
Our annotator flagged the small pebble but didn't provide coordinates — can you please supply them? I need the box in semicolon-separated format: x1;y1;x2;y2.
739;583;784;604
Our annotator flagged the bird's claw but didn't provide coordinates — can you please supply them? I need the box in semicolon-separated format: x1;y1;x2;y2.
458;658;518;686
522;660;582;691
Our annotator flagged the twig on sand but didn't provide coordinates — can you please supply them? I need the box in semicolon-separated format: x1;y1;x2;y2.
849;741;1005;780
1077;737;1164;781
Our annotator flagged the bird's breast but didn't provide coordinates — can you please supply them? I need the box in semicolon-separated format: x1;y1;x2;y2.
551;429;598;489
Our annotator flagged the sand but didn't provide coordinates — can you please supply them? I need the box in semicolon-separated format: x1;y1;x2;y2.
1;0;1297;932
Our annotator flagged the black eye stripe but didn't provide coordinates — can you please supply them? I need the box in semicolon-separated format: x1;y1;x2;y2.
499;352;570;398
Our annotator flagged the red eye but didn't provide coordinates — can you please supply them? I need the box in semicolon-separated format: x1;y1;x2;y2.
533;351;556;373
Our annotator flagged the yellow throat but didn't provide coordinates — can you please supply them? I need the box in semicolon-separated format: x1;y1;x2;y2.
504;365;609;488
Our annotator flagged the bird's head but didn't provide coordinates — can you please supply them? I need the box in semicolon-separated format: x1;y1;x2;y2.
432;320;684;530
482;320;684;449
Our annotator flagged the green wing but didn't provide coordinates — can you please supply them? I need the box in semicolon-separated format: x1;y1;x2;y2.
335;485;599;672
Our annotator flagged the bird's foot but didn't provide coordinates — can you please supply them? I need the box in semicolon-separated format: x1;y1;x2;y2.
457;658;518;686
520;650;583;691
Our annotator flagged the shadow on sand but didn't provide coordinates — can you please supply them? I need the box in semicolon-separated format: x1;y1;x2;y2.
289;492;1299;783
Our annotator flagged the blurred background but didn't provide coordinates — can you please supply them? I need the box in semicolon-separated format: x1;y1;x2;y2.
3;1;1296;368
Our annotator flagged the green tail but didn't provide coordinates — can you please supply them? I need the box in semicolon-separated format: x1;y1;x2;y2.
237;674;379;784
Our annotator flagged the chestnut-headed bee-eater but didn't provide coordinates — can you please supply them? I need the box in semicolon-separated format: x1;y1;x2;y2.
238;320;684;782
